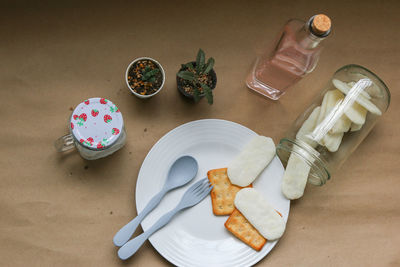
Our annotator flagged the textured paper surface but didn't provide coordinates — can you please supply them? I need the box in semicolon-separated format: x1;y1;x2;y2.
1;0;399;266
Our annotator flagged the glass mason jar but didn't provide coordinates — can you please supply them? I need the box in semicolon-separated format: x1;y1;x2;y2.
54;97;126;160
276;65;390;187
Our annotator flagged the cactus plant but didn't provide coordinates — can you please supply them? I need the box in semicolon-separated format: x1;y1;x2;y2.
141;65;160;83
126;58;164;97
177;49;216;104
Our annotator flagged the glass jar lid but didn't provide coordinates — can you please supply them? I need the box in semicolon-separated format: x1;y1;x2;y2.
70;97;123;150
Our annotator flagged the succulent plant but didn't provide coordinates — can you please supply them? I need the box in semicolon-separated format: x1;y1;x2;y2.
141;65;160;83
177;49;215;104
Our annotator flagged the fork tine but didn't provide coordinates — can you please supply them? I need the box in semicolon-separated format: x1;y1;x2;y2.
195;178;208;189
194;182;212;200
185;178;206;196
192;179;209;195
193;178;207;188
198;185;213;199
179;178;213;207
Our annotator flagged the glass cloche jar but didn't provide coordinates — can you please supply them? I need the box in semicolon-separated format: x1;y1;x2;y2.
276;64;390;199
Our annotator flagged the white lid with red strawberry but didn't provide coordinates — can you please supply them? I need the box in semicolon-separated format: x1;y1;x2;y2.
70;97;123;150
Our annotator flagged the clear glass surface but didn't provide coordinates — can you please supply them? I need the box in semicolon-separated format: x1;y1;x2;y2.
246;19;325;100
74;127;126;160
276;64;390;185
55;116;126;160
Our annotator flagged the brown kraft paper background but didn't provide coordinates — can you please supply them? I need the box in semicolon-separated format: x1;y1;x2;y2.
1;0;399;266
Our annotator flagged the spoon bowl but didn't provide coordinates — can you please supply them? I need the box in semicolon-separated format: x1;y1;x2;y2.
165;156;198;190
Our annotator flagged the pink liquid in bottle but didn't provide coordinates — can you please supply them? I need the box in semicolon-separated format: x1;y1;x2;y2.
246;16;331;100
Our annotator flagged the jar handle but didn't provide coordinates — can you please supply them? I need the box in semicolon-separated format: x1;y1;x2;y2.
54;134;76;152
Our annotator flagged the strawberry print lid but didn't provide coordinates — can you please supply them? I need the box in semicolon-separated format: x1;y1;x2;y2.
70;98;123;150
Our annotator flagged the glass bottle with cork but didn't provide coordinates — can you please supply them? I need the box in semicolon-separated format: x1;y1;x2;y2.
246;14;332;100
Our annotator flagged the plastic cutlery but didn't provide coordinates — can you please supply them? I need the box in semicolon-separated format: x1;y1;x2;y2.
118;178;212;260
113;155;198;247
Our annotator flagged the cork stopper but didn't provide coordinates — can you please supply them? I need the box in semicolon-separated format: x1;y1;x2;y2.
311;14;331;36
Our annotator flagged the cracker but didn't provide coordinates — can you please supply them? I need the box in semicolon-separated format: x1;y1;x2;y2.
224;209;266;251
207;168;252;216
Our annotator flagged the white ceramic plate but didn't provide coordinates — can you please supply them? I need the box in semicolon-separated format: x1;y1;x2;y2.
136;119;290;267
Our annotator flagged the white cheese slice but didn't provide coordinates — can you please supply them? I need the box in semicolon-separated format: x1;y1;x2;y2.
281;106;320;200
316;89;344;125
352;93;381;115
227;136;275;187
322;132;344;152
316;90;331;125
349;74;383;98
350;123;363;132
330;115;351;134
347;81;356;87
235;188;286;240
281;153;311;200
314;90;345;147
344;101;367;125
332;79;382;115
296;106;321;147
332;78;371;99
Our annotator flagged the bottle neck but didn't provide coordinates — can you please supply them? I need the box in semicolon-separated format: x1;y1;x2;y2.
297;18;328;49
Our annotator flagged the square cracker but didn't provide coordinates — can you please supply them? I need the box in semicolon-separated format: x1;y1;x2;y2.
207;168;252;216
224;208;266;251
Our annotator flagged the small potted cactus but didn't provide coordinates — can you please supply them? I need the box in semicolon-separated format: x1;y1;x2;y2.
125;57;165;98
177;49;217;104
